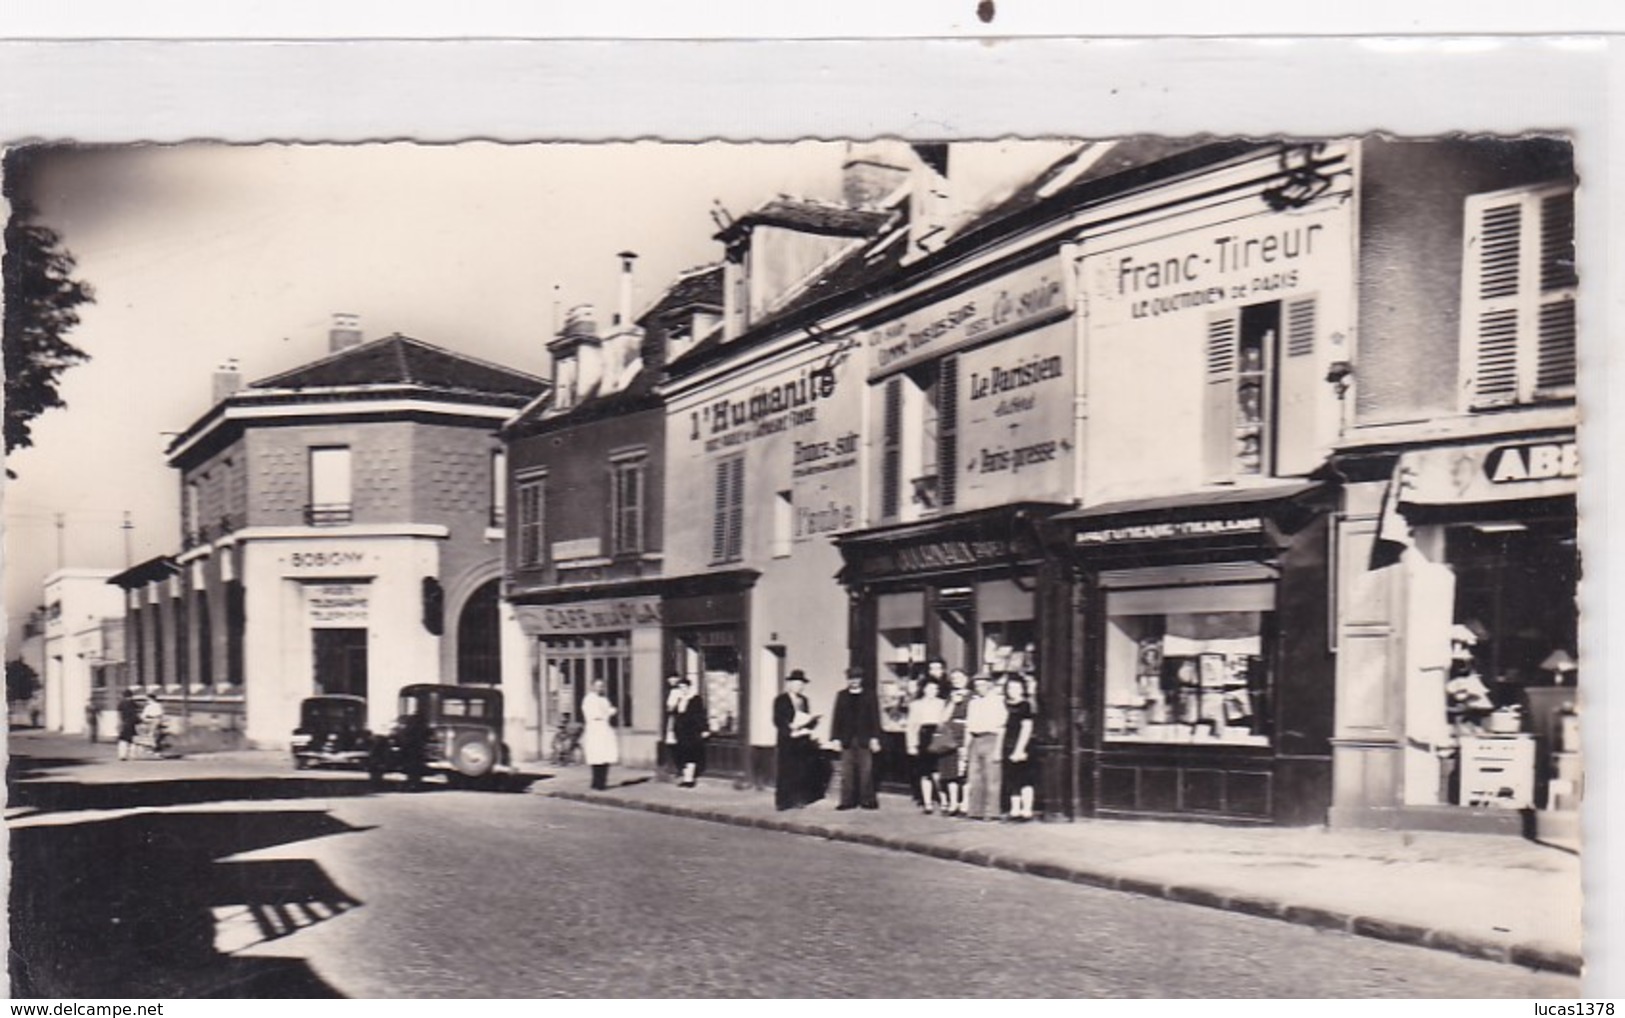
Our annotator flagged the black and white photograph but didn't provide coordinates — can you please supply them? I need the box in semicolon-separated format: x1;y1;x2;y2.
1;16;1617;1003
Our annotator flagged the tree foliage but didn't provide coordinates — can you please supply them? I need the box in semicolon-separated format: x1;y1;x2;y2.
7;658;40;705
4;193;94;473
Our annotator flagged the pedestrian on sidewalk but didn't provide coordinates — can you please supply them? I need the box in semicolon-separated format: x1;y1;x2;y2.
905;670;946;813
668;676;710;787
85;699;100;743
963;674;1008;821
936;669;971;815
658;674;683;774
829;666;882;811
581;677;620;791
116;689;140;760
772;669;822;810
1002;676;1037;821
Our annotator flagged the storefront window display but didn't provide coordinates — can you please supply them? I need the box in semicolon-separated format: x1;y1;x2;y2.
1104;587;1274;746
543;634;633;729
1431;515;1579;810
674;630;741;738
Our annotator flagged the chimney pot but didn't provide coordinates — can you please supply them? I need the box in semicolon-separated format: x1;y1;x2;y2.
211;359;243;405
329;312;363;352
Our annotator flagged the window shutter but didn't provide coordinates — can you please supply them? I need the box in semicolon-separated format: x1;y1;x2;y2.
1202;312;1240;483
937;355;959;509
1534;190;1577;396
726;456;745;561
712;460;729;562
1460;186;1575;408
1275;296;1321;476
881;377;902;519
1462;196;1525;408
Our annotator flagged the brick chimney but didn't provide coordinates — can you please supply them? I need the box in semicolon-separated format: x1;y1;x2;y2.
842;143;912;207
211;358;242;405
329;312;363;352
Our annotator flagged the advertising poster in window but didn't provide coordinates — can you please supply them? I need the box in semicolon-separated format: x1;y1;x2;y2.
954;321;1075;511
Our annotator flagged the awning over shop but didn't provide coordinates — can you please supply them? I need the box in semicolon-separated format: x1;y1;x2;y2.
1055;481;1323;523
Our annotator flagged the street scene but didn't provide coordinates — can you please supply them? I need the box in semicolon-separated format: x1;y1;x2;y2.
4;136;1586;996
5;729;1581;997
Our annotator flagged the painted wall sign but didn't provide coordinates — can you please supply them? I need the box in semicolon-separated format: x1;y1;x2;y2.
552;537;603;562
688;363;840;453
1395;438;1578;506
673;332;864;552
864;257;1069;378
285;549;368;570
306;582;370;627
956;322;1075;509
1086;200;1351;326
859;536;1016;578
541;598;663;634
1075;517;1263;545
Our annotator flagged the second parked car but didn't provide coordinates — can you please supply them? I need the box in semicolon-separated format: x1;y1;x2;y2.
368;684;511;789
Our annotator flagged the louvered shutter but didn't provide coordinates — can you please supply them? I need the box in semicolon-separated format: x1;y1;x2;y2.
1462;196;1524;408
881;378;903;519
1202;312;1240;483
725;456;745;561
1461;185;1575;408
711;459;729;562
1534;190;1577;396
1275;296;1321;476
937;355;959;509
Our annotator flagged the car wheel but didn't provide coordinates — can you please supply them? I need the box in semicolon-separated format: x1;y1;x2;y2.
294;756;312;770
450;733;496;778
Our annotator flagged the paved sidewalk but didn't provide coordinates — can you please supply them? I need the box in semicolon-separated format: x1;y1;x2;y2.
534;763;1584;976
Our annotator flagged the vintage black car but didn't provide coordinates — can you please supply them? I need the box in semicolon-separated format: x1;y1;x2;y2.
291;694;372;769
367;684;510;788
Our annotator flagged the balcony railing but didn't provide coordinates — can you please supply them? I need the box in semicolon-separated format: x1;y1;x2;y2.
305;503;354;527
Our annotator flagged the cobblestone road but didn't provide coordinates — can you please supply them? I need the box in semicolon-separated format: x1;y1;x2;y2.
232;784;1576;998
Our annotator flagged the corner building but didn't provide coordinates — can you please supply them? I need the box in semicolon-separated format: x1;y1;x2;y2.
123;327;545;749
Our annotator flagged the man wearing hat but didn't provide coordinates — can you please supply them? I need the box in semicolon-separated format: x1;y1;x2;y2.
772;669;821;810
828;666;883;810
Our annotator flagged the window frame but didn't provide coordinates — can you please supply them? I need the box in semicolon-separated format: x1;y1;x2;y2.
515;470;548;569
711;454;745;565
1459;182;1577;411
608;449;648;557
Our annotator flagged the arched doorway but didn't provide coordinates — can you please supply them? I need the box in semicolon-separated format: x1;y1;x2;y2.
456;579;502;686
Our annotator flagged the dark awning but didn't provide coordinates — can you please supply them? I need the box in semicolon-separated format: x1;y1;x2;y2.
1053;481;1323;523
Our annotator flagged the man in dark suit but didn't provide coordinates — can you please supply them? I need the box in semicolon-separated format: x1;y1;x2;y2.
829;666;883;810
773;670;821;810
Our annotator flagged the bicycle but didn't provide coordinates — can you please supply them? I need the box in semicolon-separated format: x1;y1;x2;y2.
551;719;585;766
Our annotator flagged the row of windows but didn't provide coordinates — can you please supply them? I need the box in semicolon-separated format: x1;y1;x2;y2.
513;455;654;568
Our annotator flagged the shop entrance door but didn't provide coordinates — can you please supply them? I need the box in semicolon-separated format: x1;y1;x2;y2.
672;631;745;777
313;628;368;699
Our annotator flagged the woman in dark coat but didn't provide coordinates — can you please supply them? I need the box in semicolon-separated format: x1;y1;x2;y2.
668;676;710;787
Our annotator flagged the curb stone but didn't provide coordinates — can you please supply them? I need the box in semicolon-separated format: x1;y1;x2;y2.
543;786;1582;977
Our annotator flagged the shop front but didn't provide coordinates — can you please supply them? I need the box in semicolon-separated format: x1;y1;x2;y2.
836;503;1071;799
1331;433;1580;834
513;592;664;768
1054;483;1336;825
661;573;758;779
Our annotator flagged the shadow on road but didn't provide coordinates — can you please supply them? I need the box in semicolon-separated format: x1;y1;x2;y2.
8;775;385;816
10;807;365;997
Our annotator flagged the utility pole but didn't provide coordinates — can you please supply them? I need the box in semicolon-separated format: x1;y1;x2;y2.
54;513;64;570
122;510;133;568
